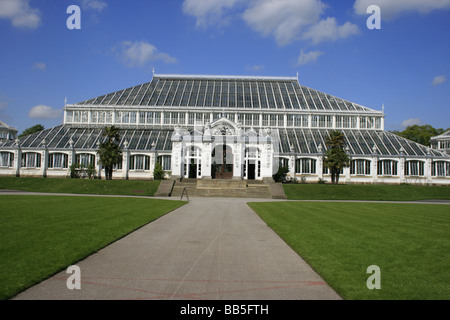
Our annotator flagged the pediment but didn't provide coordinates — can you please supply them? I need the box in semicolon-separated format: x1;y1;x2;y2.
208;117;239;136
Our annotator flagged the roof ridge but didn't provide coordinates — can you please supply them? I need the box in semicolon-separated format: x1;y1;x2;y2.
154;73;298;81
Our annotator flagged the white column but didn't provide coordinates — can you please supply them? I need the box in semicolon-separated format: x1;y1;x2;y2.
14;141;21;177
317;155;323;180
201;142;213;179
372;156;378;183
170;141;183;179
399;157;405;183
426;155;433;185
41;147;48;178
289;154;296;180
150;152;156;178
122;148;129;180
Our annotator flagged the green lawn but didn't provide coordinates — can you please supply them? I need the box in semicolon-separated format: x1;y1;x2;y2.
0;177;160;197
0;195;186;300
248;201;450;300
283;183;450;201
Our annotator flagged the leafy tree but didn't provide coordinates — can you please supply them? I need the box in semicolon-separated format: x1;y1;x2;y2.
323;130;350;185
392;125;449;146
18;124;44;138
98;126;122;180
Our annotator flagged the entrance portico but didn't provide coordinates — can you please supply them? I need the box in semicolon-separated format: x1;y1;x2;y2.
170;117;276;181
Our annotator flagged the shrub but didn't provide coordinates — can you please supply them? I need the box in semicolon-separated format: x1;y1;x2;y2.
153;162;165;180
273;166;289;182
86;164;97;179
70;163;81;179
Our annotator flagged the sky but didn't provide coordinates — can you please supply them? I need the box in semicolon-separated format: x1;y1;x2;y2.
0;0;449;133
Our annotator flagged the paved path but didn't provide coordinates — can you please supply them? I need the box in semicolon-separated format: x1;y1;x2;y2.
12;196;342;300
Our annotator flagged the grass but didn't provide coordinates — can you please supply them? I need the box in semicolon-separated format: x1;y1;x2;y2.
0;177;161;197
283;183;450;201
248;201;450;300
0;195;186;300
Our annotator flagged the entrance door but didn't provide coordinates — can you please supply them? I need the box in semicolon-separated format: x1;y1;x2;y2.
247;163;256;180
212;145;233;179
189;159;197;179
244;148;261;180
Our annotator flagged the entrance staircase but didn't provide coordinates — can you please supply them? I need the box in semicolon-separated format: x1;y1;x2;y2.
156;178;287;199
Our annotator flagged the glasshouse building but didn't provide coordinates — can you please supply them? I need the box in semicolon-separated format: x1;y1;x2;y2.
0;73;449;185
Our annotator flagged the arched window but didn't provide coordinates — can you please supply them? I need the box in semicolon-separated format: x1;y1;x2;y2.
129;155;151;171
350;159;371;175
404;160;425;176
377;160;398;176
21;152;41;168
431;161;450;177
0;152;14;168
48;153;69;169
158;155;171;171
75;154;95;167
295;158;317;174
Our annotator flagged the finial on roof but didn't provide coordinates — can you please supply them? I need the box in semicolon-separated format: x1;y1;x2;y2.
296;71;299;80
152;68;155;76
64;97;67;106
382;104;385;113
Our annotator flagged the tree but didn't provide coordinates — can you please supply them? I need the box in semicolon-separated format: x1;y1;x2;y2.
98;126;122;180
392;125;449;146
323;130;350;185
18;124;44;138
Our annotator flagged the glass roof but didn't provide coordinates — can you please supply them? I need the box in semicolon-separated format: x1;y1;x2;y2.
75;75;379;113
274;128;446;157
2;125;447;158
0;126;173;151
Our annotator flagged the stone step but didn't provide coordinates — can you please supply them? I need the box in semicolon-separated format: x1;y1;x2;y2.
197;179;247;189
168;179;284;199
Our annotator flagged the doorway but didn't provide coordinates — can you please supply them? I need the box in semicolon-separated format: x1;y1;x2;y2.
212;145;233;179
244;147;261;180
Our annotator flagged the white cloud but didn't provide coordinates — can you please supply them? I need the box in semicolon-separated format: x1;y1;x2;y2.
29;105;62;119
182;0;358;46
182;0;242;27
296;49;324;66
32;62;46;71
354;0;450;19
402;118;424;128
242;0;325;45
246;65;265;71
432;75;446;86
302;17;360;45
81;0;107;11
119;41;177;67
0;0;41;29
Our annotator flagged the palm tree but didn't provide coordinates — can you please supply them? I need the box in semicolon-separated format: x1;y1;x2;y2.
323;130;350;184
98;126;122;180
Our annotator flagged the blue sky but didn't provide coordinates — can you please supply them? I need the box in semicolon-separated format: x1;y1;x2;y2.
0;0;449;133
